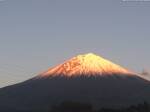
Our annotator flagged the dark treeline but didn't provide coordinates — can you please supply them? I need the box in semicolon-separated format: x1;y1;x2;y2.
1;101;150;112
50;101;150;112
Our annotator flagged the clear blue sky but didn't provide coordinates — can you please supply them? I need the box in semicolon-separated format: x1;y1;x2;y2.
0;0;150;87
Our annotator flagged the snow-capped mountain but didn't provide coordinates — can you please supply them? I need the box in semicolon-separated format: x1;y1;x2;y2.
39;53;132;77
0;53;150;112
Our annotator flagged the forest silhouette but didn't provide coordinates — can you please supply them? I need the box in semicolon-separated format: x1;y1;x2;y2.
50;101;150;112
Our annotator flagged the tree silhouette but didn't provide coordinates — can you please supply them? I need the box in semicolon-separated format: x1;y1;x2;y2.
50;101;93;112
50;101;150;112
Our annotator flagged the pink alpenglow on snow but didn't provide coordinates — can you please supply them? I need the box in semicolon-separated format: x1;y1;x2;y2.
39;53;134;77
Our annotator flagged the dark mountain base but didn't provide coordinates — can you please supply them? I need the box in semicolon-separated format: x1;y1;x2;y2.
0;75;150;111
50;101;150;112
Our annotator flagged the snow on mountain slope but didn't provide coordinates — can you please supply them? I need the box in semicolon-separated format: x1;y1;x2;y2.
39;53;133;77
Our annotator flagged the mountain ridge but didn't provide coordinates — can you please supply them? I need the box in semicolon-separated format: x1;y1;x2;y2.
38;53;133;78
0;53;150;112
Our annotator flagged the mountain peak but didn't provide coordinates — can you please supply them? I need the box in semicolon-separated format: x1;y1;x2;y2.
39;53;133;77
77;53;100;61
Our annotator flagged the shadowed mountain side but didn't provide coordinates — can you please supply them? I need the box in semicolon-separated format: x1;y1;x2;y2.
0;74;150;111
0;53;150;111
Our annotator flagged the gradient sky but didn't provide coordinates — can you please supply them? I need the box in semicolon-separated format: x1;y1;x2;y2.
0;0;150;87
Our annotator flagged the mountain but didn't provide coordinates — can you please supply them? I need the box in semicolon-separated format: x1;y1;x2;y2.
0;53;150;112
38;53;131;77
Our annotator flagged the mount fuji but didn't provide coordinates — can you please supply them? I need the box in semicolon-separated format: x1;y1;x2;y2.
0;53;150;112
38;53;132;77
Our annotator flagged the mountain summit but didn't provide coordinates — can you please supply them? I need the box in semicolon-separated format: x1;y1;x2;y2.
0;53;150;112
39;53;132;77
